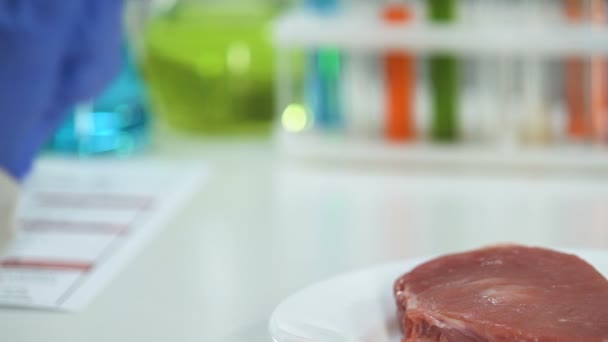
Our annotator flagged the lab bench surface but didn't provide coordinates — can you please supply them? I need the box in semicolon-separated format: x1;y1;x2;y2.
0;138;607;342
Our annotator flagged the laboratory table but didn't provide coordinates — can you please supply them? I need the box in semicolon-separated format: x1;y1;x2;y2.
0;138;607;342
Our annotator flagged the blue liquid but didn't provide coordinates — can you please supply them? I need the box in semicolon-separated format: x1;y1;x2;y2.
306;0;339;14
307;49;343;130
49;47;150;155
306;0;343;131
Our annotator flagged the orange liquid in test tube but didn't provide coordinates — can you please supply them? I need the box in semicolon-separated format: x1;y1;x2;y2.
590;0;607;143
565;58;589;139
564;0;589;139
383;5;415;142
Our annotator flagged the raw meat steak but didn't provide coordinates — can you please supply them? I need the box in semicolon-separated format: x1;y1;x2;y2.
394;245;608;341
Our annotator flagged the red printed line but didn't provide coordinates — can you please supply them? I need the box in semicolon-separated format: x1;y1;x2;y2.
20;219;129;235
35;192;154;211
0;259;93;272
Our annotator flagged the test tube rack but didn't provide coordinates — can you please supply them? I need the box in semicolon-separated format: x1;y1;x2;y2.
272;4;608;173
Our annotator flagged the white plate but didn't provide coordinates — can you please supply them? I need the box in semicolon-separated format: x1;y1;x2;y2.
269;249;608;342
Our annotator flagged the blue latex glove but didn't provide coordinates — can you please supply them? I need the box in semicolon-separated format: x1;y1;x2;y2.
0;0;124;181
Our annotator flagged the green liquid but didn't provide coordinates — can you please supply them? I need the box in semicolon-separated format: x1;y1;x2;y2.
430;55;459;141
143;4;275;135
428;0;459;142
428;0;457;21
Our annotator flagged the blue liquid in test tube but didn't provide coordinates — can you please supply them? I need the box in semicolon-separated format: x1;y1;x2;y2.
306;0;343;131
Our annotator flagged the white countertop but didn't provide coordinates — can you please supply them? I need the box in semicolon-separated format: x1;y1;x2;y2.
1;137;607;342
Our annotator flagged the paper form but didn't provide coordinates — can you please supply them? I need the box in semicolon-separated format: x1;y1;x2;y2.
0;158;207;311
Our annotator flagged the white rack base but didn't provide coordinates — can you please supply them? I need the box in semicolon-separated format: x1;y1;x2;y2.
276;131;608;175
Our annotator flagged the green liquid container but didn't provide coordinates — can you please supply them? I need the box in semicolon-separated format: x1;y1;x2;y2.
428;0;459;142
144;3;275;135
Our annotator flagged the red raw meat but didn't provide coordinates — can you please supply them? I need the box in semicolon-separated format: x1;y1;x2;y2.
394;245;608;341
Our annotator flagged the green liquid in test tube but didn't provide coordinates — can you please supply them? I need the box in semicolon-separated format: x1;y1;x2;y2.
428;0;459;142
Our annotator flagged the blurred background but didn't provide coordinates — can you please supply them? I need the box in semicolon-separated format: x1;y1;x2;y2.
45;0;608;160
12;0;608;341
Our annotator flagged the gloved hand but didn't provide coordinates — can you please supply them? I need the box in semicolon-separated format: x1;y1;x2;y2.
0;0;124;181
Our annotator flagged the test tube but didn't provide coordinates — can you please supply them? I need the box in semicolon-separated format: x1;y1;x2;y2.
589;0;608;143
306;0;343;131
520;0;553;145
472;0;501;143
427;0;459;142
343;0;383;138
500;1;527;147
383;3;416;142
563;0;590;141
